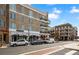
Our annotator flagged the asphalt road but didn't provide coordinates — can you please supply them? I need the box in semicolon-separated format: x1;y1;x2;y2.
0;41;77;55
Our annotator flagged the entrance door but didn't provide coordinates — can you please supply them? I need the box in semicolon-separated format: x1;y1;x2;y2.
0;33;3;44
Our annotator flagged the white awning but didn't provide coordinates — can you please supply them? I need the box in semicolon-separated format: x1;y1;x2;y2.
10;31;40;36
10;31;28;36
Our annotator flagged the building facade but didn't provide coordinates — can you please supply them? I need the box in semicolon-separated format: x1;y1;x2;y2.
50;23;77;41
0;4;49;44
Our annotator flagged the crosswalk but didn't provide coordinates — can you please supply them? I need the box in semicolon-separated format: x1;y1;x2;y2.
49;48;79;55
65;50;77;55
20;46;79;55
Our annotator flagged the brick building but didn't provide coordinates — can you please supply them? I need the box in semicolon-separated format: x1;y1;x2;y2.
0;4;49;44
50;23;77;41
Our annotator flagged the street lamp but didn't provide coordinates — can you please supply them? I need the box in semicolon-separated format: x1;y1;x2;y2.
27;11;32;41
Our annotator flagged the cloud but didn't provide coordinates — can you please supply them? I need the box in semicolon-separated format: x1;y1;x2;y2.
70;6;79;13
53;8;62;14
48;13;59;19
48;8;62;20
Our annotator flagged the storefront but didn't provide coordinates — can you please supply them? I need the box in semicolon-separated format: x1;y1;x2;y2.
9;31;28;42
9;29;40;42
28;31;40;42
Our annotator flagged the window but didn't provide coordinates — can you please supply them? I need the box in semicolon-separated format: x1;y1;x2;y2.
29;11;33;17
0;18;4;27
10;12;16;19
9;23;16;29
17;40;24;42
17;6;24;13
0;8;4;15
10;4;16;10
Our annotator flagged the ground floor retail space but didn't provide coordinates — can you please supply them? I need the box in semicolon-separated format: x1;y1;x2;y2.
9;31;40;42
9;31;50;42
0;30;50;45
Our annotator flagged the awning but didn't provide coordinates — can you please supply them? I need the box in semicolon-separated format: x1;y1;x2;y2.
10;31;40;36
10;31;28;36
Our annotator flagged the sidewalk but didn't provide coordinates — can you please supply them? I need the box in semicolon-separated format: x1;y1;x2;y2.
0;44;8;48
63;42;79;50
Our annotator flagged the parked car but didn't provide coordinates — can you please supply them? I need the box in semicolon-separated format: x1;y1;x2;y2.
10;39;30;47
44;38;55;44
30;40;44;45
76;39;79;41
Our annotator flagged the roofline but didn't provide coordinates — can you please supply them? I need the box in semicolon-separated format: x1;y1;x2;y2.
20;4;48;16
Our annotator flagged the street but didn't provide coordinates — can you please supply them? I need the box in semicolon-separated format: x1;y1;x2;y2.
49;48;79;55
0;41;78;55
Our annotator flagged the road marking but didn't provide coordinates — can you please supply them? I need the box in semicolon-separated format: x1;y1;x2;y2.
65;50;77;55
19;42;76;55
43;48;64;55
19;46;62;55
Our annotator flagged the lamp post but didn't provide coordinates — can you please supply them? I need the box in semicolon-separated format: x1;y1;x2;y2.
27;17;30;41
27;13;32;41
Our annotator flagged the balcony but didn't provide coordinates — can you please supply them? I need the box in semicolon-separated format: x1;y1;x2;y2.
40;26;48;29
40;17;48;23
40;24;48;27
40;31;48;33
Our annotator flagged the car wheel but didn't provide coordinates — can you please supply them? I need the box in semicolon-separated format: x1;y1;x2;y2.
13;44;17;47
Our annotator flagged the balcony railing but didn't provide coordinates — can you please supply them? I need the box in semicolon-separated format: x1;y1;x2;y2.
40;24;48;27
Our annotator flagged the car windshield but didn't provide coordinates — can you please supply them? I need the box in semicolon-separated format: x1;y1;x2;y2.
17;40;25;42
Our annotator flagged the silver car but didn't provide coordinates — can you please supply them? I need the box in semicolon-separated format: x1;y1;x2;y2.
44;38;55;44
10;39;30;47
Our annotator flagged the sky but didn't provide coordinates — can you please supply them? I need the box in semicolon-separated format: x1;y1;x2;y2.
31;4;79;35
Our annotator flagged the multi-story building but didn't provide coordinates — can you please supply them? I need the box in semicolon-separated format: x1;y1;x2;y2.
0;4;49;45
50;23;77;41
